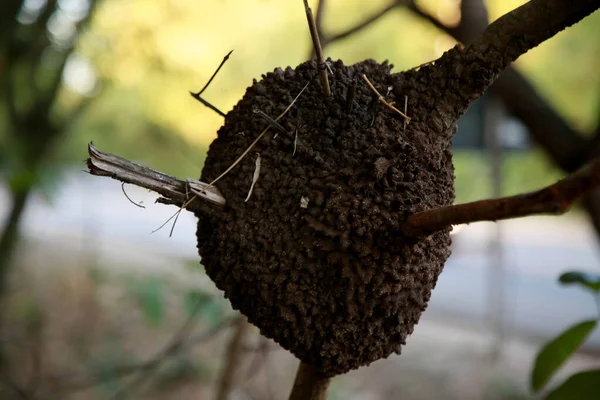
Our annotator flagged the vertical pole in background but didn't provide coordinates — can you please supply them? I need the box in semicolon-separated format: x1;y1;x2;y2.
484;94;507;362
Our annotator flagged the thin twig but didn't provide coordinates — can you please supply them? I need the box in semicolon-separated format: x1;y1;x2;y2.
288;362;331;400
121;183;145;208
209;81;309;185
253;108;289;135
405;156;600;235
323;0;400;46
362;74;410;122
189;50;233;117
215;316;251;400
303;0;331;97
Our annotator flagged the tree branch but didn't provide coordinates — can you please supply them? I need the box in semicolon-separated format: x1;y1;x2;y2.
405;156;600;234
288;362;331;400
438;0;599;119
86;143;226;214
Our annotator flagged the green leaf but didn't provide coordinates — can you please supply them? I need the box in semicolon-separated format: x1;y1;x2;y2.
559;271;600;293
134;277;165;328
546;369;600;400
531;320;597;392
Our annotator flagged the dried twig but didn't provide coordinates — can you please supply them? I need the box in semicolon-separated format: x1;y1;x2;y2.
189;50;234;117
288;362;331;400
302;0;331;97
215;316;251;400
405;157;600;235
209;81;309;185
362;74;410;122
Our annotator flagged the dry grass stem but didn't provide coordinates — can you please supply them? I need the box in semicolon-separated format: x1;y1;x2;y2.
362;74;411;122
189;50;234;117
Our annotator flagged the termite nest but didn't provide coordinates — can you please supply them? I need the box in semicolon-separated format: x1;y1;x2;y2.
197;59;455;376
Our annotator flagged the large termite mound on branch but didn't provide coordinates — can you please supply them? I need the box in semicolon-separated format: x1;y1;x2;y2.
196;59;455;376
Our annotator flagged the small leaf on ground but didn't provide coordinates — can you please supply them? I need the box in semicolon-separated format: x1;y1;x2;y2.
559;271;600;293
531;319;597;392
545;369;600;400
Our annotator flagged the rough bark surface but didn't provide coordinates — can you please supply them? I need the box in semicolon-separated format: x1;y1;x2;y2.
197;60;454;375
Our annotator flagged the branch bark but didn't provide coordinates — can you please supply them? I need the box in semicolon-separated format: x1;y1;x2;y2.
288;362;331;400
423;0;599;123
406;156;600;234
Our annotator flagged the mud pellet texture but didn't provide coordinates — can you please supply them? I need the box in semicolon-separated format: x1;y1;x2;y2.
197;59;455;376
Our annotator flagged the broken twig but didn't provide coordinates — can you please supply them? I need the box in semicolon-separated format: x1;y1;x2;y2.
303;0;331;97
86;143;225;211
405;156;600;235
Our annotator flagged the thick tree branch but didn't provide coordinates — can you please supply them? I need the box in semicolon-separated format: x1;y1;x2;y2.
288;362;331;400
441;0;599;119
86;143;226;214
405;156;600;234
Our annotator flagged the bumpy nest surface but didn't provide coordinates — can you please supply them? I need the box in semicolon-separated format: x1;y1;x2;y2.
197;59;454;376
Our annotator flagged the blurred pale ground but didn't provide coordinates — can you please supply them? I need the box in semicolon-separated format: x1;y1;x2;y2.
1;0;600;399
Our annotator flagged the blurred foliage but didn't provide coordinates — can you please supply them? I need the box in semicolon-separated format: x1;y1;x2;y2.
530;271;600;399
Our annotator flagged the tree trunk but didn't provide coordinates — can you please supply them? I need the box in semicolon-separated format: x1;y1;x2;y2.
0;188;30;294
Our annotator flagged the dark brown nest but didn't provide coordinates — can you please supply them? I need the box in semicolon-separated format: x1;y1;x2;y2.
196;59;455;376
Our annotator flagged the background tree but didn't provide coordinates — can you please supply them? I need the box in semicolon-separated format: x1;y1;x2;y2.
0;0;99;292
